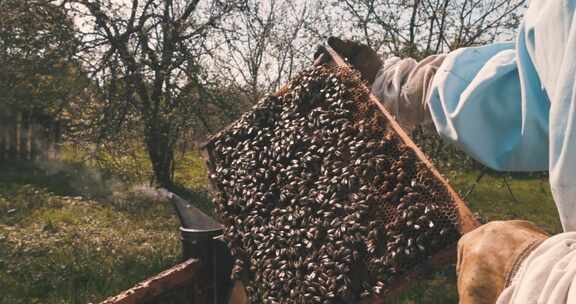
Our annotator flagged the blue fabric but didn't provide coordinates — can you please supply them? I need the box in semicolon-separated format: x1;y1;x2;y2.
428;0;576;231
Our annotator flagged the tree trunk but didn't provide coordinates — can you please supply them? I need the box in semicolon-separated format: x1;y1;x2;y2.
26;116;33;160
7;109;17;160
50;120;61;160
145;124;176;189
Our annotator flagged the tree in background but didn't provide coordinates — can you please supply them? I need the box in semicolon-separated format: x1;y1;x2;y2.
210;0;526;99
0;0;85;161
62;0;246;188
333;0;526;58
212;0;326;101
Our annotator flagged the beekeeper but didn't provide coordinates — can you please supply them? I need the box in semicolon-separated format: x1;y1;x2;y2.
320;0;576;303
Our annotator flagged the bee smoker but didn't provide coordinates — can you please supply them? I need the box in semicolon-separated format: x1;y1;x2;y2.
166;190;233;304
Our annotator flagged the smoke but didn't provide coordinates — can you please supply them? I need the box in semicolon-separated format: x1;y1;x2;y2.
32;159;174;205
33;159;126;199
119;183;172;203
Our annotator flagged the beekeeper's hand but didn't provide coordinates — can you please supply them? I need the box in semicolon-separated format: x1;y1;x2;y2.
457;220;548;304
315;37;383;84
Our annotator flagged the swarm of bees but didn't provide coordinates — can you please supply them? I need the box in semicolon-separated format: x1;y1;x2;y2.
208;65;459;303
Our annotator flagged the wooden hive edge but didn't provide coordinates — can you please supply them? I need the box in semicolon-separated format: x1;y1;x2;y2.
99;259;202;304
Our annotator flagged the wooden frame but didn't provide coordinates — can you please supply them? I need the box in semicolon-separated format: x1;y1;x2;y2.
99;259;203;304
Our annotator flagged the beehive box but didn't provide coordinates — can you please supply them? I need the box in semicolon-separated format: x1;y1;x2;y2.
202;47;479;303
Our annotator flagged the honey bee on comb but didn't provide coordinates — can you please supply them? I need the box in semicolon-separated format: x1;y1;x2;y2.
207;65;460;303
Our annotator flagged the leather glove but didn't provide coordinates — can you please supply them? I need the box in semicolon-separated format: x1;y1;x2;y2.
315;37;383;85
457;220;548;304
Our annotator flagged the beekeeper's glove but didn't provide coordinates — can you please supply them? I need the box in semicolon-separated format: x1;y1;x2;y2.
457;220;548;304
315;37;383;84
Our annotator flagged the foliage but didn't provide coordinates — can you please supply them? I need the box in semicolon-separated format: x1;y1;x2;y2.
61;141;154;185
0;0;86;122
450;170;561;234
173;149;209;190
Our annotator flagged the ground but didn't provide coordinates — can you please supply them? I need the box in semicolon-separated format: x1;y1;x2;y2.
0;162;181;304
0;157;562;304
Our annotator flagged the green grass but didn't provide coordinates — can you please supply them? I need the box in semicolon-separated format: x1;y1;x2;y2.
0;170;181;304
0;154;562;303
451;171;561;233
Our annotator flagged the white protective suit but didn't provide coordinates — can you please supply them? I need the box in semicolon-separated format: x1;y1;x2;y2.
370;1;576;302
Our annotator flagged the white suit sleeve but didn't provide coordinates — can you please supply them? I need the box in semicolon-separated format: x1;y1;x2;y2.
427;42;549;172
428;0;576;232
371;54;446;132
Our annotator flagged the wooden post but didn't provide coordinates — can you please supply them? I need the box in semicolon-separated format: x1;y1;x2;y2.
47;121;54;160
29;117;41;161
15;110;21;160
19;111;30;160
0;110;5;161
26;115;33;160
99;259;205;304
